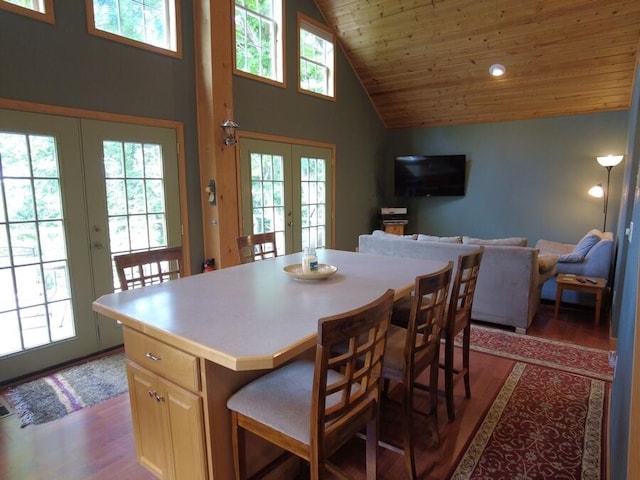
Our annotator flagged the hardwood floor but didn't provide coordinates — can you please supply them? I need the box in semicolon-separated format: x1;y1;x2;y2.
0;302;612;480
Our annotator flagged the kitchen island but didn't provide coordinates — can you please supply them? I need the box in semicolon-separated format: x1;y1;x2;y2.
92;249;446;479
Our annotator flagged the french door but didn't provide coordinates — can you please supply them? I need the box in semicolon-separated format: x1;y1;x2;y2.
0;110;181;382
239;138;333;254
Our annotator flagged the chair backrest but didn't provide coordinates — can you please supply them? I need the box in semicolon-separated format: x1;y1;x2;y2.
235;232;278;264
113;246;183;291
446;246;484;336
312;288;394;454
405;262;453;379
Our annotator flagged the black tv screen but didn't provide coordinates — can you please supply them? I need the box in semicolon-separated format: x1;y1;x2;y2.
394;154;466;197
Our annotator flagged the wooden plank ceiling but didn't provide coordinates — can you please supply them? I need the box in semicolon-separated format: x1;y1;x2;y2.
314;0;640;128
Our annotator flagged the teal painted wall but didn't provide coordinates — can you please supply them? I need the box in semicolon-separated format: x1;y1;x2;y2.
385;112;629;246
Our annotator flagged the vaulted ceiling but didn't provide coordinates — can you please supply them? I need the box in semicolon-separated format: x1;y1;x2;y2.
314;0;640;129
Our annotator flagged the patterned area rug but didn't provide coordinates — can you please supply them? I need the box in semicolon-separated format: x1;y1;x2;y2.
4;352;127;427
451;362;607;479
458;324;613;381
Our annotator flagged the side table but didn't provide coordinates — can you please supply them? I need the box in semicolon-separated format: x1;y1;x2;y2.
554;274;607;325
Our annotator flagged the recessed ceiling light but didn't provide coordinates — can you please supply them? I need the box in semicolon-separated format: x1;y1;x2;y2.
489;64;506;77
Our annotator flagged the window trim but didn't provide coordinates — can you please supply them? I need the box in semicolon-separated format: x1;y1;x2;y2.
85;0;183;59
297;13;336;101
0;0;54;23
233;0;286;88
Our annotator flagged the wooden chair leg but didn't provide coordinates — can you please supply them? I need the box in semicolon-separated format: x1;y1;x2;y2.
231;412;245;480
463;324;471;398
444;335;456;422
365;415;378;480
402;383;418;480
429;359;440;448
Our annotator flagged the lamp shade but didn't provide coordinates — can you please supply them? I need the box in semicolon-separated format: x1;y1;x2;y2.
596;155;624;167
588;184;604;198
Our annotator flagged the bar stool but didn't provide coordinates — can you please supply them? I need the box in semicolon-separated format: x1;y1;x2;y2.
383;262;453;479
227;289;394;479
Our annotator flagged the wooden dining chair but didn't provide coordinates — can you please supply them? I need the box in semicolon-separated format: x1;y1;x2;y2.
113;246;184;291
441;247;483;421
383;262;453;480
227;289;394;480
235;232;278;264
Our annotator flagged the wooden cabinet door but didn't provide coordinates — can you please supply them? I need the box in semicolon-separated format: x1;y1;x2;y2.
161;378;208;480
127;365;169;479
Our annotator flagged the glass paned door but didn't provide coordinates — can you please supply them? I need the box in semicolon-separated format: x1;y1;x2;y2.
82;119;181;348
240;139;332;254
0;134;75;355
299;151;328;249
247;143;289;256
102;139;171;290
0;110;181;383
0;110;96;382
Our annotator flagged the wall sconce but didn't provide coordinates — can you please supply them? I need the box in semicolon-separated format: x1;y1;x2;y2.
221;120;239;146
588;154;624;231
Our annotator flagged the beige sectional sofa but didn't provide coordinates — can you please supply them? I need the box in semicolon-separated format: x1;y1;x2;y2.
358;230;558;333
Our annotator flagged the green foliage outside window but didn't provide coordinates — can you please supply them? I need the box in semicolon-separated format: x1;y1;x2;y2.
235;0;281;82
92;0;172;51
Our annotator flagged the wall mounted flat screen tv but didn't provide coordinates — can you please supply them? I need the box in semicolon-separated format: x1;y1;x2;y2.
394;154;466;197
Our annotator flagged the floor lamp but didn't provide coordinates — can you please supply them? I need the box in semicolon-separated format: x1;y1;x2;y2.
588;154;624;231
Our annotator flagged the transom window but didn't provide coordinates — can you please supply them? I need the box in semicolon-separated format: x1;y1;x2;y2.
86;0;181;58
298;14;335;99
234;0;284;86
0;0;54;23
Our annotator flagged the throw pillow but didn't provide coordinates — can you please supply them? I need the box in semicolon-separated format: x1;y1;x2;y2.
558;252;585;263
463;236;528;247
417;234;463;243
572;231;602;257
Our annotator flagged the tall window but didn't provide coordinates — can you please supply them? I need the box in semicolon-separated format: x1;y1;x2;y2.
298;14;335;99
0;0;54;23
234;0;284;86
86;0;181;58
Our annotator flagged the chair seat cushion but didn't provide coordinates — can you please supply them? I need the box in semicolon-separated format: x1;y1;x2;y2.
227;360;348;445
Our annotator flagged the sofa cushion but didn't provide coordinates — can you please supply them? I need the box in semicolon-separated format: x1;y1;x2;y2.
463;236;528;247
371;229;416;240
538;255;558;274
417;234;462;243
572;230;602;257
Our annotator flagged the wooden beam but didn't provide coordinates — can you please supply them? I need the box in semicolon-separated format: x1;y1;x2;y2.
194;0;241;269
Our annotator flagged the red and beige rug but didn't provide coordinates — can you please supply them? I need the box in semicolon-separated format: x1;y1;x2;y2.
451;361;607;479
458;324;613;381
450;324;611;479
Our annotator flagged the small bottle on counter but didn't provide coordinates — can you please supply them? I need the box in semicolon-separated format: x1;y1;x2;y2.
301;247;318;274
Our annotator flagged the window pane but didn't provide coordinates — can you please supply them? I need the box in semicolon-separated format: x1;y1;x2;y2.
299;19;335;98
91;0;177;53
235;0;283;83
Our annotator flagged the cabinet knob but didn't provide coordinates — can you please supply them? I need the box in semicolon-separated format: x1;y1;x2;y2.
154;393;164;402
